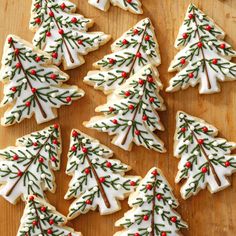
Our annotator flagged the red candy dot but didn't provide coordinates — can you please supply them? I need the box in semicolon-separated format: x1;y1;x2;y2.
35;3;41;9
25;101;31;107
161;232;167;236
86;199;92;205
188;73;194;78
139;79;144;85
152;169;158;176
188;14;194;19
106;162;112;168
201;167;208;173
220;43;226;49
109;58;116;64
197;42;203;48
52;52;58;59
127;0;132;3
31;88;37;93
41;206;47;212
35;18;41;24
134;233;140;236
198;139;204;145
148;76;154;83
49;11;54;17
225;161;230;167
202;126;208;133
122;39;128;45
16;62;21;68
82;147;88;153
143;215;149;221
58;29;64;35
136;52;142;58
133;29;139;35
142;115;148;121
29;196;34;201
14;48;20;55
205;25;212;31
49;219;54;225
121;71;128;78
32;221;38;226
149;97;155;103
31;69;36;75
13;154;19;160
135;130;140;136
66;96;72;103
72;130;78;137
125;91;131;97
99;177;105;183
146;184;153;190
109;107;115;112
182;33;188;39
145;35;150;41
60;3;66;10
156;194;162;200
130;181;136;186
33;142;38;146
47;229;53;234
112;119;118;124
38;157;44;163
129;104;134;110
78;39;83;45
17;170;23;177
171;217;177;223
51;156;56;162
54;123;59;129
11;87;17;92
185;162;192;168
71;145;77;152
180;58;186;65
53;139;58;145
71;17;78;23
50;73;57;80
85;168;90;174
35;56;41;62
181;127;186;133
8;37;13;44
212;59;218;65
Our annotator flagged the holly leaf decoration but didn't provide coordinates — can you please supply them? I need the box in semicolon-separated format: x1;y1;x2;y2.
114;167;188;236
84;18;161;94
65;129;141;219
0;124;61;204
84;64;166;152
166;3;236;94
30;0;111;70
0;35;84;126
174;111;236;199
88;0;142;14
17;195;81;236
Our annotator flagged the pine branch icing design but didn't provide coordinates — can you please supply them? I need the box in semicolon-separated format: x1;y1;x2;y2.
88;0;142;14
114;167;188;236
84;64;166;152
174;111;236;199
84;18;161;94
166;3;236;94
0;35;84;126
30;0;111;70
0;124;61;204
65;130;141;219
17;195;82;236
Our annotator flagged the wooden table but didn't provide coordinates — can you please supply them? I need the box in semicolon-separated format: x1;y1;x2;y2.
0;0;236;235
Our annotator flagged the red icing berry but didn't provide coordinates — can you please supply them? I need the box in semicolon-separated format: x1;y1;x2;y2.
142;115;148;121
201;167;208;173
47;229;53;234
11;87;17;92
58;29;64;35
134;233;140;236
71;145;77;152
14;48;20;55
127;0;132;3
8;37;13;44
53;139;58;145
198;139;204;145
35;3;41;9
99;177;105;183
109;58;116;64
35;18;41;24
112;119;118;124
180;58;186;65
72;130;78;137
38;157;44;163
139;79;144;85
31;88;37;93
51;156;56;162
130;181;136;186
188;13;194;19
31;69;36;75
66;96;72;103
16;62;21;68
146;184;153;190
220;43;226;49
171;217;177;223
187;73;194;79
32;221;38;226
136;52;142;58
135;130;140;136
29;196;34;201
25;101;31;107
197;42;203;48
33;142;38;146
82;147;88;153
182;33;188;39
225;161;230;167
78;40;83;45
133;29;139;35
109;107;115;112
185;162;192;168
122;39;128;45
181;127;187;133
125;91;131;97
86;199;92;205
17;170;23;176
145;35;150;41
50;73;57;80
49;11;54;17
54;123;59;129
60;3;66;10
13;154;19;160
156;194;162;200
52;52;58;58
129;104;134;110
212;59;218;65
106;161;112;168
149;97;155;103
41;206;47;212
161;232;167;236
147;76;154;83
202;126;208;133
49;219;54;225
205;25;212;31
121;71;128;78
35;56;41;62
143;215;149;221
71;17;78;23
152;169;158;176
68;234;72;236
85;168;90;174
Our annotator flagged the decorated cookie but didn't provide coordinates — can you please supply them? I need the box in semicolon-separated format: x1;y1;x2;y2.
84;64;166;152
30;0;111;70
88;0;142;14
174;111;236;199
0;125;61;204
17;195;82;236
0;35;84;126
84;18;160;94
114;167;188;236
166;3;236;94
65;129;141;219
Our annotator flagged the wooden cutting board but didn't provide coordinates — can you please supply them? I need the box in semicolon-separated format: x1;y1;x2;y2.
0;0;235;235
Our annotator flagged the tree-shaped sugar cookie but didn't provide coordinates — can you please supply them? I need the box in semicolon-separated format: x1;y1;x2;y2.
84;18;160;94
84;65;166;152
166;3;236;94
174;111;236;199
88;0;142;14
0;35;84;126
0;124;61;204
17;195;82;236
65;129;141;219
30;0;110;70
114;167;188;236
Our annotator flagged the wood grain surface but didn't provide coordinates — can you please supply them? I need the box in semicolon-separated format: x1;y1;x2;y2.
0;0;236;235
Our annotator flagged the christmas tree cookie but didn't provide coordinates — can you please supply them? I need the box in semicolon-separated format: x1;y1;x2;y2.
0;35;84;126
30;0;111;70
114;167;188;236
17;195;82;236
88;0;142;14
65;129;141;219
84;64;166;152
0;124;61;204
84;18;161;94
166;3;236;94
174;111;236;199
